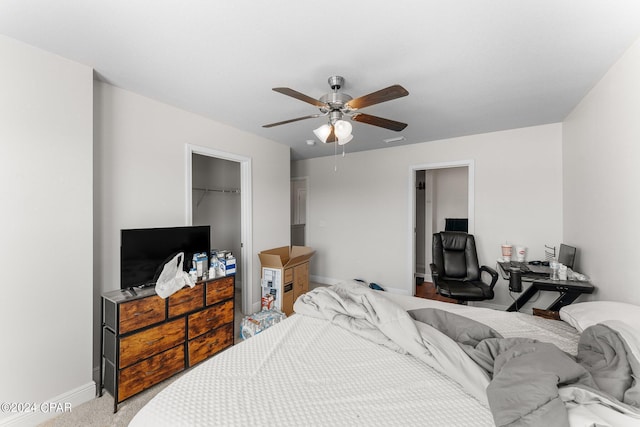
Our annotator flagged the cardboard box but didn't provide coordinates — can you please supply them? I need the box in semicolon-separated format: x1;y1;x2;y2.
258;246;315;270
258;246;314;314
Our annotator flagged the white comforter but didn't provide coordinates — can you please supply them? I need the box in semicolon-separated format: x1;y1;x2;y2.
129;282;588;427
293;280;492;404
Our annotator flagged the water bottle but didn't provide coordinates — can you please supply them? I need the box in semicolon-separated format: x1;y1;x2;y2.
550;259;560;280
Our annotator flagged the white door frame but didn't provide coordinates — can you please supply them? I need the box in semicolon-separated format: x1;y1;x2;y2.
408;160;474;296
185;144;253;315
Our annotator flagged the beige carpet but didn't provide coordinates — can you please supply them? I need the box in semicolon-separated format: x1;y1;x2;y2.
39;371;184;427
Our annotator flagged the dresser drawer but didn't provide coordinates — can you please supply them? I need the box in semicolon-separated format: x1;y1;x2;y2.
188;300;233;340
119;318;185;368
168;284;204;317
118;345;184;402
206;276;234;306
119;296;165;334
188;323;233;366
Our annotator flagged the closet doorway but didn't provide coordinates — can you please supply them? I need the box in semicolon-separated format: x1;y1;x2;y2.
410;160;474;295
185;145;252;315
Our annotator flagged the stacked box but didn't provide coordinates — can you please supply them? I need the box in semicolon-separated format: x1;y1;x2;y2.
240;309;286;339
212;249;236;276
258;246;315;315
220;256;236;275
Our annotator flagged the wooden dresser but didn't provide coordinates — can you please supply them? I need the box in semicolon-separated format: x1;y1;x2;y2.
101;276;234;411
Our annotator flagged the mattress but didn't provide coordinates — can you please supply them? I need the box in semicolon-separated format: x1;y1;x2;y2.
129;291;580;427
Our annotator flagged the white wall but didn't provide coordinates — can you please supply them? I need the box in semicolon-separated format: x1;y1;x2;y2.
563;36;640;305
0;35;94;425
93;82;290;375
433;166;469;232
292;123;563;308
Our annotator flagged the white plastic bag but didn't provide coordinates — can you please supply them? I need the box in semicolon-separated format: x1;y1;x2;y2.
155;252;195;299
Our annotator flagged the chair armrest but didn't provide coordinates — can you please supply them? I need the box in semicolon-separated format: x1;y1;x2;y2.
429;263;440;283
429;263;438;277
480;265;499;289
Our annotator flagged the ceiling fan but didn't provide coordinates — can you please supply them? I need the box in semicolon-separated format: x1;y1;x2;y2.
263;76;409;145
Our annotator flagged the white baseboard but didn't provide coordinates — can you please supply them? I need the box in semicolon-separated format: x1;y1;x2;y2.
0;381;96;427
251;300;261;314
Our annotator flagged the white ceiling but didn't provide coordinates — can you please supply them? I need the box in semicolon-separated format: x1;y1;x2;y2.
1;1;639;160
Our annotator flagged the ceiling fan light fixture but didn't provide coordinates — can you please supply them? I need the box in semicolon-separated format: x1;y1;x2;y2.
337;134;353;145
313;124;332;143
334;120;352;139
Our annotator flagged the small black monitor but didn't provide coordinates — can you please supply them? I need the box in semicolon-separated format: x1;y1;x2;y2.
445;218;468;233
558;244;576;269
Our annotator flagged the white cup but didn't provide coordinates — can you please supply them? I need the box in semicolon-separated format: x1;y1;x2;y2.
516;246;527;262
559;265;568;281
501;245;513;262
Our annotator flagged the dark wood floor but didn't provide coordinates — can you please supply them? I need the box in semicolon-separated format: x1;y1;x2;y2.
415;279;459;304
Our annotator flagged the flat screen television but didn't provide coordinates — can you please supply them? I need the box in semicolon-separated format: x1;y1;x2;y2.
120;225;210;289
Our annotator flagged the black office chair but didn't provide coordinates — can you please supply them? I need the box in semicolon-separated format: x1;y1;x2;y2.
430;231;499;303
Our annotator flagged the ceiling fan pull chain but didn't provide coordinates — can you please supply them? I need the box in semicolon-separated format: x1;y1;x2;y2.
334;142;338;172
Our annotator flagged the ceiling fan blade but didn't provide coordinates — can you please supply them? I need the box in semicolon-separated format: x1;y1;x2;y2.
262;114;322;128
351;113;408;131
345;85;409;110
272;87;327;108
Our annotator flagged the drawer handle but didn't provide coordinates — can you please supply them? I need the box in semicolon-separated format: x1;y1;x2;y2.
144;367;162;376
145;337;164;346
133;309;154;316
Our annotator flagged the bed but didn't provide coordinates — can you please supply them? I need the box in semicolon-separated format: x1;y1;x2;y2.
129;281;640;427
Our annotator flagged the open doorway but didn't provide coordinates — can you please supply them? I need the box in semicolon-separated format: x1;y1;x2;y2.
185;145;253;315
291;177;308;246
410;160;474;295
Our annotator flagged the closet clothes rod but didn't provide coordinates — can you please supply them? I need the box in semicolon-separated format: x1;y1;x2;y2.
193;187;240;194
193;187;241;208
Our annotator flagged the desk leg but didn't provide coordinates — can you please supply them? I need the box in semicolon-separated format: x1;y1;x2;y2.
506;284;538;312
547;291;581;312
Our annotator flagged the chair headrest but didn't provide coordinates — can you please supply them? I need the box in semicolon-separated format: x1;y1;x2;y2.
440;232;469;251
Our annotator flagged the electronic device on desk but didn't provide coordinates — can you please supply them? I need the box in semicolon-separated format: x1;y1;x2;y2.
444;218;468;233
557;243;576;269
120;225;211;290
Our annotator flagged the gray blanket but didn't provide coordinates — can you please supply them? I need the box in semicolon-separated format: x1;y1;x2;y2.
409;308;640;427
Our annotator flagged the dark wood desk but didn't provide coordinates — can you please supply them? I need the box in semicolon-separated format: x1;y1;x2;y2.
497;262;595;312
